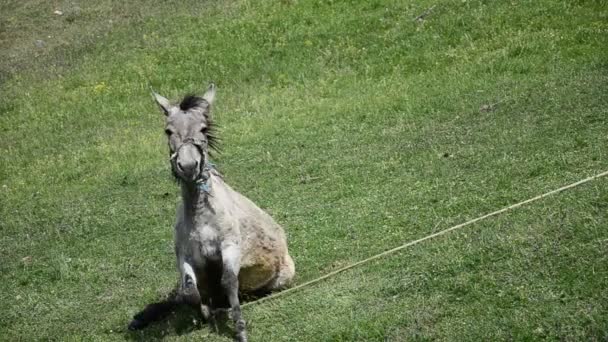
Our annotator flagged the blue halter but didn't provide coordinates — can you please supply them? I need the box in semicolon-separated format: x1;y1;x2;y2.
196;162;215;194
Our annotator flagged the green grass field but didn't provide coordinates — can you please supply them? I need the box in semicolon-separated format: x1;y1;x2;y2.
1;0;607;340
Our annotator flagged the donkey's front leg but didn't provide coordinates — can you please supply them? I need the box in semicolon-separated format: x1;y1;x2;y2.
178;259;202;308
221;244;247;342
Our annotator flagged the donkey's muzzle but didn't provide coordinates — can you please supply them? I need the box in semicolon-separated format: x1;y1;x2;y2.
172;140;204;181
176;159;200;180
174;143;202;180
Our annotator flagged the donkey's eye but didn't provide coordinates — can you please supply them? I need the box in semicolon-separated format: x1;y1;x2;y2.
200;127;208;134
165;129;173;136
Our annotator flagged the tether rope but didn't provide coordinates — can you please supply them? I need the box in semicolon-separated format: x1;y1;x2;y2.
243;169;608;308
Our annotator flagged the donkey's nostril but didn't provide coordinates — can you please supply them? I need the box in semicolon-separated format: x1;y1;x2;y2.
177;160;197;173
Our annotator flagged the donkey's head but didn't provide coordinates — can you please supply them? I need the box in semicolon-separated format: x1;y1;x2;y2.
152;84;219;183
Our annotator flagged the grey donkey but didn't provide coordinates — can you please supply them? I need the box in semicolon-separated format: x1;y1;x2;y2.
128;84;295;342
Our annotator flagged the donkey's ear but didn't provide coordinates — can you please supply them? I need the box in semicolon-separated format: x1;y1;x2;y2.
151;91;171;116
202;83;216;105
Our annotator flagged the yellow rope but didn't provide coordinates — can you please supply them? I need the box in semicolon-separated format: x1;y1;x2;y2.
243;169;608;308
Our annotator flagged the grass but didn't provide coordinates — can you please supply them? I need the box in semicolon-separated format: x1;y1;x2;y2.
1;0;607;340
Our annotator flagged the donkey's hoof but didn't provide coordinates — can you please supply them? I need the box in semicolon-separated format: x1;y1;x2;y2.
235;319;247;342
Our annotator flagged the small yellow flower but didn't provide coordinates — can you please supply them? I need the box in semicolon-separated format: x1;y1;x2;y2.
93;82;107;93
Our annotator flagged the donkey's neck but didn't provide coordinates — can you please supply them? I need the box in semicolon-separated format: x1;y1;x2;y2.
180;182;213;216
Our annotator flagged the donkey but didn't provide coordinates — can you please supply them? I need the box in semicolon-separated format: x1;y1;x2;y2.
128;84;295;342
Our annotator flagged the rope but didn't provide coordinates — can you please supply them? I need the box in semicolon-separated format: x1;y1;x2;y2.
243;169;608;308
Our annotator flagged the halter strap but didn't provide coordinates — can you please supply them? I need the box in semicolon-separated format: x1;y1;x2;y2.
169;137;206;162
170;138;214;194
196;163;215;194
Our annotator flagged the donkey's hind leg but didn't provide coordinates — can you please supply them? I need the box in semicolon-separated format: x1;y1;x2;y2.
267;254;295;291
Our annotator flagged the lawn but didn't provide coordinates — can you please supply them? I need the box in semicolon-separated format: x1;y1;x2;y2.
1;0;607;340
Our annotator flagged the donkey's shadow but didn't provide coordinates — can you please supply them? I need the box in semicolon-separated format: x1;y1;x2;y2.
123;293;266;341
123;306;233;341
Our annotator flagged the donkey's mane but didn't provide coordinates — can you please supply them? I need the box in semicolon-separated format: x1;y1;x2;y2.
179;94;205;111
179;94;221;153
